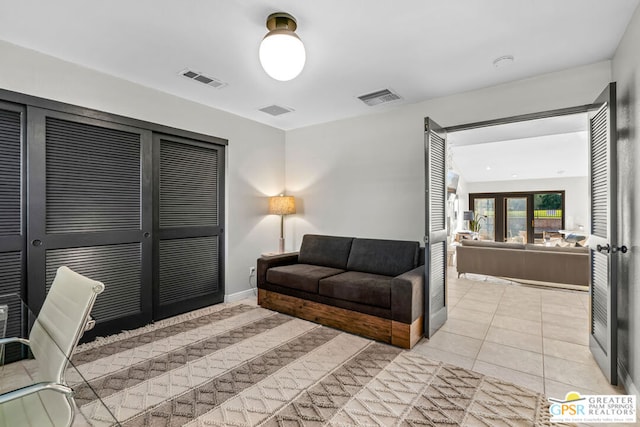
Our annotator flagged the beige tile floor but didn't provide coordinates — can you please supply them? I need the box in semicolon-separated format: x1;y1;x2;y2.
412;268;627;401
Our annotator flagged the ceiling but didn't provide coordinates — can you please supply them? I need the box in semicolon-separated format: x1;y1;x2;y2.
449;113;589;182
0;1;637;130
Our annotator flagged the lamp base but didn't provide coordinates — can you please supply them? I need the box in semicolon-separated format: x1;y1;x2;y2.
278;238;285;253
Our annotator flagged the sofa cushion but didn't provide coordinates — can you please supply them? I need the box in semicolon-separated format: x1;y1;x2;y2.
525;244;589;254
267;264;345;293
297;234;354;269
418;246;425;266
346;238;419;277
461;240;526;250
319;271;392;309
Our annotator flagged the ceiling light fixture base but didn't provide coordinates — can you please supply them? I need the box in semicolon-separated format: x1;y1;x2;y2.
266;13;297;32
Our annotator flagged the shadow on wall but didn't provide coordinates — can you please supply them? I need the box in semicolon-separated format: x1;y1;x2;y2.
228;175;286;256
285;165;333;249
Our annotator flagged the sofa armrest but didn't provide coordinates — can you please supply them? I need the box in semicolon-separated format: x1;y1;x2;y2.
257;253;299;288
391;265;424;324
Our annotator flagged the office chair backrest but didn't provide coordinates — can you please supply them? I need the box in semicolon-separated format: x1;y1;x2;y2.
29;266;105;384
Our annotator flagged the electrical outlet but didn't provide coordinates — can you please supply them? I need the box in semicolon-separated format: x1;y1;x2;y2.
249;267;256;276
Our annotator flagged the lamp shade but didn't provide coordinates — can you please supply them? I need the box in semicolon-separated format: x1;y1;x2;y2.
259;12;305;81
463;211;475;221
269;195;296;215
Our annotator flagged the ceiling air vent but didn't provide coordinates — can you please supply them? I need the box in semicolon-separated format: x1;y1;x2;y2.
259;105;294;116
357;89;401;106
179;68;227;89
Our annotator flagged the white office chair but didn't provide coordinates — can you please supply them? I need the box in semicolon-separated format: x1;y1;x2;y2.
0;266;105;427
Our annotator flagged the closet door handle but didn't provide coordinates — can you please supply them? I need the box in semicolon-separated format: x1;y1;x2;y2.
143;232;151;238
31;239;42;247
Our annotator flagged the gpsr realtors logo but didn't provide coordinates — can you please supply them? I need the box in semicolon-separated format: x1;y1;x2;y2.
549;391;636;423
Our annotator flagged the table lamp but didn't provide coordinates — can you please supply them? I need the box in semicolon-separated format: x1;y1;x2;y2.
463;211;474;230
269;194;296;253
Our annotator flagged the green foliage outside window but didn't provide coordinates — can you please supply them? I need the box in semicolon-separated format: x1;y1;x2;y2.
534;193;562;210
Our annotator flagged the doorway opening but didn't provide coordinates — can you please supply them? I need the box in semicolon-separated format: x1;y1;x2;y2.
422;85;620;391
447;111;589;249
445;111;590;296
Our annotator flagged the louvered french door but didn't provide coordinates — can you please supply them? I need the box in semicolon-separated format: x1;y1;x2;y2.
588;83;619;384
0;102;26;361
153;134;224;319
27;108;153;338
424;117;448;338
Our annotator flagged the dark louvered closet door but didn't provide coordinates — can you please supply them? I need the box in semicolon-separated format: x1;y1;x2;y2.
154;134;225;319
0;103;26;361
27;108;153;339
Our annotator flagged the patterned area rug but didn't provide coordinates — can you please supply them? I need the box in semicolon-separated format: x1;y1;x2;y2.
69;303;568;426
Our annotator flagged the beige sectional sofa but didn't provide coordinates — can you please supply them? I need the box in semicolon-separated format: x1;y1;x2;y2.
456;239;589;287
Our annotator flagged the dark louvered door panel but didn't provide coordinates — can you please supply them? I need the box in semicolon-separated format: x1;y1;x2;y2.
155;134;225;320
591;251;608;348
424;117;448;338
0;103;26;362
587;83;618;384
590;106;608;238
429;241;445;313
159;237;219;305
0;253;24;362
0;108;22;237
46;118;141;233
27;108;153;340
45;244;142;322
589;105;609;348
160;141;218;228
430;133;446;232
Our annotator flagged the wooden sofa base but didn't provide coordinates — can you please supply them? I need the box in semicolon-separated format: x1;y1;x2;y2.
257;289;423;349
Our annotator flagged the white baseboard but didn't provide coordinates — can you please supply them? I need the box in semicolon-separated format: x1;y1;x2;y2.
618;361;639;410
224;287;257;303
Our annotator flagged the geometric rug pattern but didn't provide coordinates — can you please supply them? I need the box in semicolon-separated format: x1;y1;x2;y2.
70;303;572;426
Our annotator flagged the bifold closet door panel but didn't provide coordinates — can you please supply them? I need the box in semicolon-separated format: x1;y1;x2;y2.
27;107;153;338
154;134;225;320
0;103;26;361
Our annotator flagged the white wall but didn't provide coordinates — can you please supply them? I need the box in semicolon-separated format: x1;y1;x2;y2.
613;2;640;396
285;61;611;249
465;177;589;231
0;40;286;298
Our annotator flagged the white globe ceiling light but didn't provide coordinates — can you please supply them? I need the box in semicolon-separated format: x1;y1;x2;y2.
259;12;306;81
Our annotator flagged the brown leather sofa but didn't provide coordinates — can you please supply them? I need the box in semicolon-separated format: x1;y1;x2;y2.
456;239;589;286
257;234;425;348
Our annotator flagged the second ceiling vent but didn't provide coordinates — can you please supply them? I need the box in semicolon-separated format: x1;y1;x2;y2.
179;69;227;89
259;105;294;116
357;89;402;106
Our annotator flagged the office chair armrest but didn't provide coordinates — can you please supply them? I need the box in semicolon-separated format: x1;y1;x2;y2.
0;337;30;347
0;382;73;404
